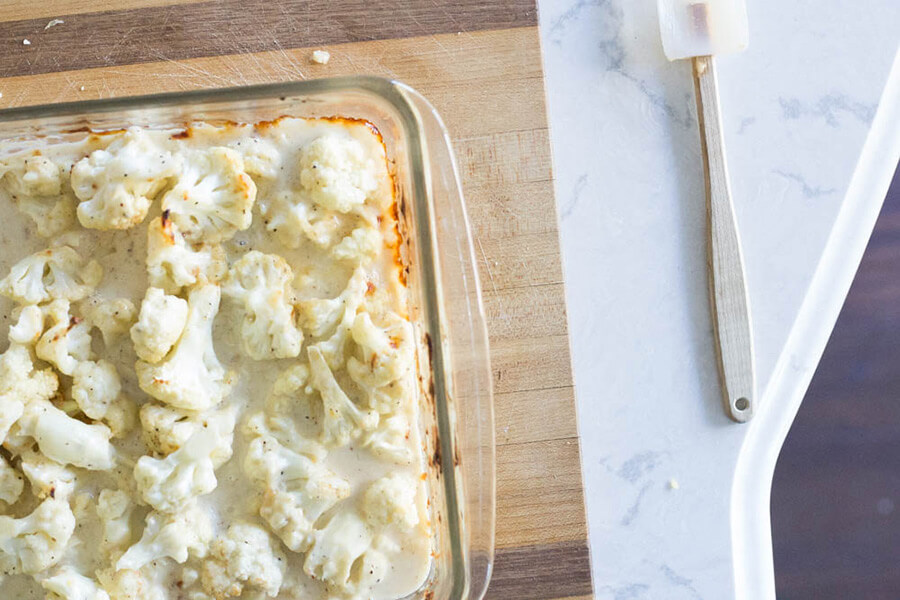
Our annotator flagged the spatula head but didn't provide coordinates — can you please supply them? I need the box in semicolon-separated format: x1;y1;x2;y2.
658;0;749;61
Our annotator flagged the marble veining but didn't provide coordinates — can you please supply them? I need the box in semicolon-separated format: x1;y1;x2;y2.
778;94;877;127
772;170;837;199
537;0;900;597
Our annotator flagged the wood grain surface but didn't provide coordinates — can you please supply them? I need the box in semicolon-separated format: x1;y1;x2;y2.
0;1;591;599
693;55;756;422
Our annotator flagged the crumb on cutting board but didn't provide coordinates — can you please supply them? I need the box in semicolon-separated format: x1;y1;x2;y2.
311;50;331;64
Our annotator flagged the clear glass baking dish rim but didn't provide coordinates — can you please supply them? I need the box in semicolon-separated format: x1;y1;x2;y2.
0;76;497;600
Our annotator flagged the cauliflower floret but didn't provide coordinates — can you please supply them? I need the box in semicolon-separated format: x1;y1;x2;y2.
42;565;111;600
266;363;311;414
161;147;256;243
136;283;232;411
96;489;134;553
130;287;189;363
362;473;420;530
199;522;286;599
298;134;381;214
0;455;23;504
146;214;226;294
0;399;25;448
71;359;121;420
308;346;378;448
232;136;281;180
18;194;77;238
347;312;414;389
71;128;179;230
0;245;102;305
303;511;372;592
261;190;345;250
20;449;76;500
1;154;62;197
362;413;414;465
244;411;326;465
101;395;138;439
223;251;302;360
116;501;213;571
0;339;59;442
35;299;94;376
332;226;382;264
133;408;234;512
299;267;368;369
30;401;115;470
243;421;348;552
139;403;198;455
9;304;44;345
81;297;137;346
98;568;166;600
298;267;367;339
0;497;76;574
0;154;76;238
304;502;409;600
346;312;415;414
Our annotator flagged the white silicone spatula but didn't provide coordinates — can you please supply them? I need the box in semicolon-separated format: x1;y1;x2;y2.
658;0;755;422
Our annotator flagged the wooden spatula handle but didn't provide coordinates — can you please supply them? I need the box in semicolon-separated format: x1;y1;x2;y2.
692;55;756;422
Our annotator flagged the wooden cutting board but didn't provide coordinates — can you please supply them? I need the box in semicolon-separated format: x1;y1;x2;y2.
0;2;592;598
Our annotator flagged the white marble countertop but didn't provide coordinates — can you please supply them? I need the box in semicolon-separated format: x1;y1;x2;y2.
536;0;900;597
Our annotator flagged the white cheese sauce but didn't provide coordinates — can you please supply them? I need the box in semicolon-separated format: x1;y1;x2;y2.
0;118;432;600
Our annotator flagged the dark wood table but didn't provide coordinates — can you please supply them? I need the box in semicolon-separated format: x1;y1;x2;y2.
773;163;900;599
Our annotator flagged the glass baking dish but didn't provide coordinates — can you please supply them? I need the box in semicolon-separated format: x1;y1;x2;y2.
0;76;495;600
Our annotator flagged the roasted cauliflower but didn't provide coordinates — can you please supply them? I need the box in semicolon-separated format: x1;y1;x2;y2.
362;473;420;530
96;489;134;555
0;497;76;575
243;414;348;552
136;283;232;411
0;341;59;444
19;449;77;500
332;226;382;264
139;403;199;456
41;565;111;600
130;287;189;363
71;359;121;421
199;522;286;599
0;154;76;237
308;346;378;448
223;251;302;360
0;245;102;305
160;147;256;243
260;190;344;250
35;299;94;376
133;408;234;512
116;501;212;571
0;455;23;504
81;297;137;346
30;402;115;470
298;134;382;214
146;214;226;294
71;128;178;230
97;568;167;600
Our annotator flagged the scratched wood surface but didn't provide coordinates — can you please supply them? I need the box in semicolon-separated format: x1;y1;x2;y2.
0;2;592;599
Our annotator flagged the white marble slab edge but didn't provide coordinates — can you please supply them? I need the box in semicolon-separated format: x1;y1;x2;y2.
537;0;900;597
733;50;900;600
